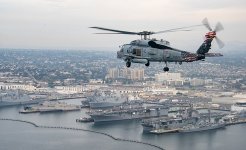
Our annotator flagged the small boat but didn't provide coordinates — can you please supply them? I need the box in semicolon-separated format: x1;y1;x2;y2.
76;117;94;123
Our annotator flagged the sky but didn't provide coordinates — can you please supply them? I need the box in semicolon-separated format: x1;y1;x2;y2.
0;0;246;51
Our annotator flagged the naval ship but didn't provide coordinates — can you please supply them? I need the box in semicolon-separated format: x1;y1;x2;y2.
179;121;226;133
0;90;44;107
142;105;227;134
142;108;200;133
81;91;128;109
88;105;169;123
19;101;81;113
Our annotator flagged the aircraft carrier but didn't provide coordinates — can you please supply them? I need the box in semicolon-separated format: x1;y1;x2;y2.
142;106;228;134
88;105;169;123
142;107;200;133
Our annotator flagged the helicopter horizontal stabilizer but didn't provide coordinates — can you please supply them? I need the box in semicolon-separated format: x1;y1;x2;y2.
205;53;223;57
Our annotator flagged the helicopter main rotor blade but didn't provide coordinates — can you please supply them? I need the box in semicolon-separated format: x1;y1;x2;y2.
214;22;224;32
90;27;138;35
91;25;201;36
163;29;193;32
153;24;203;34
202;18;213;31
94;33;134;34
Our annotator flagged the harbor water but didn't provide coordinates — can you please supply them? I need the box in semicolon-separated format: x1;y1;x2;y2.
0;99;245;150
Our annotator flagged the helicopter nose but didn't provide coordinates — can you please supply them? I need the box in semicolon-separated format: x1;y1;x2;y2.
117;51;123;58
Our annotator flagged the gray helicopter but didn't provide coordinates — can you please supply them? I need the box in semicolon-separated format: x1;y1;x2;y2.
90;18;224;72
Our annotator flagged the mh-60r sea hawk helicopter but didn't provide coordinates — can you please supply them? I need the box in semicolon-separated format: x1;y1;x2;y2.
90;18;224;72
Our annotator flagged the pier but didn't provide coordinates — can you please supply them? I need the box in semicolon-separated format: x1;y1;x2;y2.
0;118;165;150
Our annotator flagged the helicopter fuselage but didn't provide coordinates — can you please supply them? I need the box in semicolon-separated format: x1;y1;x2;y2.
117;39;200;65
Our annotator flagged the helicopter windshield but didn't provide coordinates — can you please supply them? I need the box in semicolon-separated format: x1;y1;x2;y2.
130;40;137;45
120;45;126;52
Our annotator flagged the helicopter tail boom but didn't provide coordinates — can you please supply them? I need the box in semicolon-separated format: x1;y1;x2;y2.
196;35;213;55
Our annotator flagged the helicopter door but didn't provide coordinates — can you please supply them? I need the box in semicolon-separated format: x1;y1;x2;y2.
133;48;141;56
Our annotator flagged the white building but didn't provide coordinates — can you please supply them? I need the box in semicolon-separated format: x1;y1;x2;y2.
190;78;205;86
89;79;104;84
106;68;119;79
55;85;84;94
106;68;144;81
145;86;177;95
155;73;183;86
0;82;36;91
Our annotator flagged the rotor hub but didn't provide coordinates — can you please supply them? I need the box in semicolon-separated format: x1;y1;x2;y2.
205;31;216;39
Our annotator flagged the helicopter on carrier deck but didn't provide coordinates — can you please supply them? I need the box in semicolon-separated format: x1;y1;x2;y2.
90;18;224;72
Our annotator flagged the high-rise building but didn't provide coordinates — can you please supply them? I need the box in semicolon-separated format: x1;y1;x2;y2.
155;72;183;86
130;68;144;80
106;68;119;79
190;78;205;86
121;68;144;80
106;68;144;81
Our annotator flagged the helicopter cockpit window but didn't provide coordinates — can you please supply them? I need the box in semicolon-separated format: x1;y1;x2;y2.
130;40;137;45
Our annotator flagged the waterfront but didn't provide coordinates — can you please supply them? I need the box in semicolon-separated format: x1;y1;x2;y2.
0;99;245;150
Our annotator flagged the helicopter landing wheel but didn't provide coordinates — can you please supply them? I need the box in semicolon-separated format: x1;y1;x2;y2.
145;61;150;67
163;67;169;72
163;61;169;72
126;61;131;68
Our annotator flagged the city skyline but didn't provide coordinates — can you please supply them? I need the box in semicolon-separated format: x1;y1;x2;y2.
0;49;245;150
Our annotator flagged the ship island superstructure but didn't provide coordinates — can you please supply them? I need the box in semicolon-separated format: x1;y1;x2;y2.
82;90;128;109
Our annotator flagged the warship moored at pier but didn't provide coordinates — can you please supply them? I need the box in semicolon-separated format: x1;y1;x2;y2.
88;105;169;123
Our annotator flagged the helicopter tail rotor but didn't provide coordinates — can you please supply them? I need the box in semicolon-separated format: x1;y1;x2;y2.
202;18;224;48
214;22;224;32
215;36;225;49
202;18;213;31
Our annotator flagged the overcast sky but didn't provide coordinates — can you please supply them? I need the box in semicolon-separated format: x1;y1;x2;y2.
0;0;246;51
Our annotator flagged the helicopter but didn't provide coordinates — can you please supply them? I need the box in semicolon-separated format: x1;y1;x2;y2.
90;18;224;72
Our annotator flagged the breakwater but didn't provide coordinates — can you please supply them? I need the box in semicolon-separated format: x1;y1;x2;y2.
0;118;165;150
